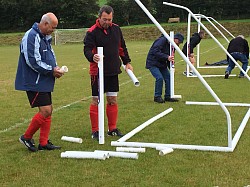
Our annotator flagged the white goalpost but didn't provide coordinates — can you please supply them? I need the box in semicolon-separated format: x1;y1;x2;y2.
183;13;250;77
169;31;182;99
110;0;250;152
194;14;250;74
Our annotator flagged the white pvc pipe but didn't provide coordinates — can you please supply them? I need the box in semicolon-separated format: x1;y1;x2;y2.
61;136;83;143
196;16;201;68
155;146;171;151
117;108;173;142
169;31;182;99
159;148;174;156
161;1;233;148
170;32;175;97
186;13;191;76
122;64;140;87
195;14;230;43
61;151;108;160
94;150;139;159
98;47;105;144
208;17;235;38
111;141;233;152
188;74;236;78
163;1;250;81
186;101;250;107
231;108;250;150
60;65;68;73
116;147;146;153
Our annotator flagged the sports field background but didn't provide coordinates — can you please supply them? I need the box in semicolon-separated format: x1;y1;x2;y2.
0;36;250;186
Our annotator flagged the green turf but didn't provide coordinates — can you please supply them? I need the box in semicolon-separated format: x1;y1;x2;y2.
0;38;250;186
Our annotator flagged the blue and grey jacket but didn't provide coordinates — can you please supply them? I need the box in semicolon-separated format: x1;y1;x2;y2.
15;22;57;92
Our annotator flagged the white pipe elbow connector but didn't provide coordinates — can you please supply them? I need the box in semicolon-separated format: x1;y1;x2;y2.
60;66;68;73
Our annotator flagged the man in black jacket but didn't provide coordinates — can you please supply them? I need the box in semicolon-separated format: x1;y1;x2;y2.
182;30;205;76
225;35;249;79
83;5;133;140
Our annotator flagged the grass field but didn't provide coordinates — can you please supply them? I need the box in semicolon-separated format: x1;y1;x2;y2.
0;37;250;186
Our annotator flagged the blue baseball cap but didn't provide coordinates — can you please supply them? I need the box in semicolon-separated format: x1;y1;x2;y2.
174;33;184;43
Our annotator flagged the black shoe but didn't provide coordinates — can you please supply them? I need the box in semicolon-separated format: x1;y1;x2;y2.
19;135;37;152
107;128;124;137
225;71;229;79
154;96;165;103
38;140;61;151
91;131;99;141
165;97;179;102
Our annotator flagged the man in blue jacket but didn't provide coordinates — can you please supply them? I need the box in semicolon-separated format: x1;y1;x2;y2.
15;12;63;152
146;33;184;103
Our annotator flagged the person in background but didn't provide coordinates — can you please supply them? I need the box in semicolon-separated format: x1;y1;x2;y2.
225;35;249;79
182;30;205;76
83;5;133;140
15;12;63;152
146;33;184;103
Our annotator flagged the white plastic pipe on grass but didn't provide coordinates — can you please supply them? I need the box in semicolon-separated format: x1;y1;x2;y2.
159;148;174;156
116;147;146;153
118;108;173;142
61;151;108;160
94;150;139;159
122;64;140;87
61;136;83;143
156;146;170;151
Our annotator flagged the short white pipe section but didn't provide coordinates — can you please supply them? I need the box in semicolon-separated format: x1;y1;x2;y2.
94;150;139;159
231;108;250;150
61;151;108;160
117;108;173;142
186;101;250;107
122;64;140;87
111;141;233;152
61;136;83;143
159;148;174;156
98;47;105;144
116;147;146;153
60;65;68;73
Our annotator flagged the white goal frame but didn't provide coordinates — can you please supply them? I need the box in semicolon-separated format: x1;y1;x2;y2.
111;0;250;152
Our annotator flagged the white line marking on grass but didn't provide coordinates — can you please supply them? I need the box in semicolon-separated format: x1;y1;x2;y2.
0;77;143;134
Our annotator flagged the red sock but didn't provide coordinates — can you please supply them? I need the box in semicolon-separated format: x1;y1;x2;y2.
39;116;51;146
24;113;44;139
90;105;98;132
106;104;118;131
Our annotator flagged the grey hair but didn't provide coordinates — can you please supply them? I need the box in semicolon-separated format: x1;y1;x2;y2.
98;5;114;17
40;13;51;24
238;35;244;39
